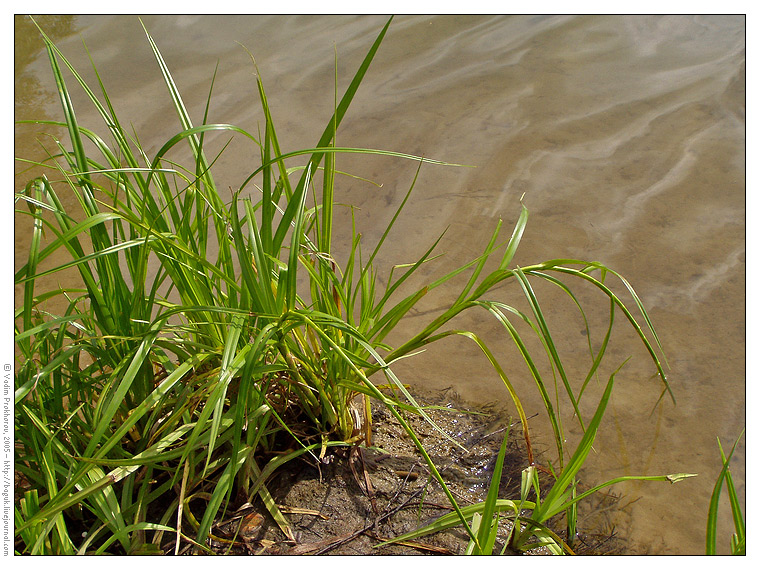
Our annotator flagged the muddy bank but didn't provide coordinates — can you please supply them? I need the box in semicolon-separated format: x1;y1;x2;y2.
204;389;629;555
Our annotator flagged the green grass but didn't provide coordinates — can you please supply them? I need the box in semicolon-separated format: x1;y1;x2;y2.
379;367;695;554
15;16;688;555
706;432;745;555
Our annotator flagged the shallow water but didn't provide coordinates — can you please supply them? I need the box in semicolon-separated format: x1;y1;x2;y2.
14;15;745;554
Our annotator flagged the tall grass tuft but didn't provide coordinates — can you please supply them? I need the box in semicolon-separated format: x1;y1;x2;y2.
15;16;687;555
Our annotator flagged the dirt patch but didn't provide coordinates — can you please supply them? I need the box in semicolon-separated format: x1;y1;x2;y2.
205;388;629;555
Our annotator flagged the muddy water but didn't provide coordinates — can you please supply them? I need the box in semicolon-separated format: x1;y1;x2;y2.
14;15;744;554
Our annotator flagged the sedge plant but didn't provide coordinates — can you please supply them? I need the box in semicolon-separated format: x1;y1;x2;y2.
15;16;687;555
14;16;489;553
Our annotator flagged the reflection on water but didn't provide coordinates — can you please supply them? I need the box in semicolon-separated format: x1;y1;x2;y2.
13;15;744;554
15;15;78;118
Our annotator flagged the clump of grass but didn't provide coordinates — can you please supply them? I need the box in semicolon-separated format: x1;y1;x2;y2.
15;16;687;555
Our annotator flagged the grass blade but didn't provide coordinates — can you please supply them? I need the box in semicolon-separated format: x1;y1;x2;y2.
706;432;744;554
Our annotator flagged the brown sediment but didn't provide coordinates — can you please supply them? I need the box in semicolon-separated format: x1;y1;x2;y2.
200;388;629;555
